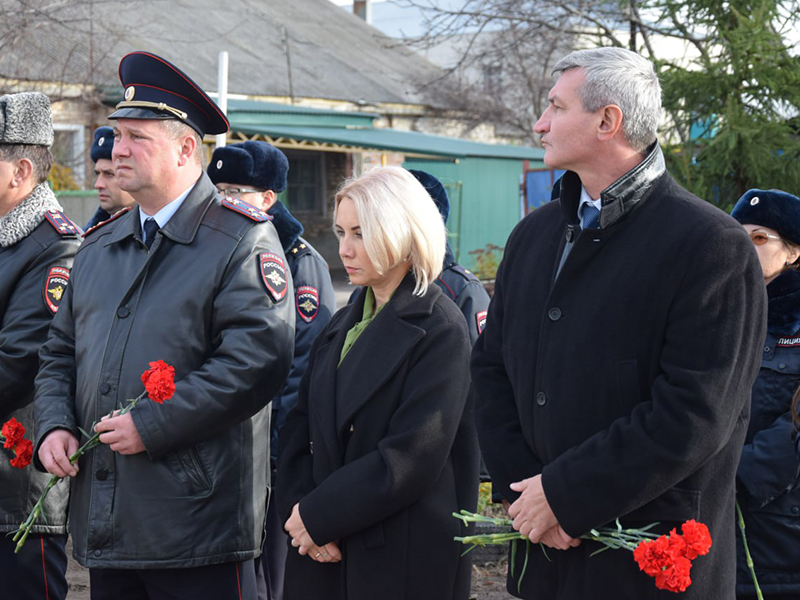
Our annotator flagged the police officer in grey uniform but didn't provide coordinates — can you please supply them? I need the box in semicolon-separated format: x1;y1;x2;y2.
34;52;295;600
208;141;335;600
0;91;78;600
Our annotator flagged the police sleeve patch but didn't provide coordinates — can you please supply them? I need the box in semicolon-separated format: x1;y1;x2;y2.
476;310;488;334
44;266;70;314
259;252;287;302
296;285;320;323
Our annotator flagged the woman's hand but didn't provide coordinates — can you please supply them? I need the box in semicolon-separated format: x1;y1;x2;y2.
285;503;342;563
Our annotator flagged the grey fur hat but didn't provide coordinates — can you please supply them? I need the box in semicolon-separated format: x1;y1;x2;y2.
0;92;54;147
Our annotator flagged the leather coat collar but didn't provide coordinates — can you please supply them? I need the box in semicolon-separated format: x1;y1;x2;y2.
106;172;216;247
559;142;666;229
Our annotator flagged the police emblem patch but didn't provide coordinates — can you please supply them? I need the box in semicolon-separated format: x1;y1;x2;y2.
44;266;70;314
296;286;320;323
259;252;287;302
476;310;488;334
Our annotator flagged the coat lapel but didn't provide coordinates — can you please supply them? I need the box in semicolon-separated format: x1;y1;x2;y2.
307;291;364;464
333;275;432;435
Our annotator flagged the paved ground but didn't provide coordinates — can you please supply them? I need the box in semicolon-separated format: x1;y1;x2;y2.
66;548;514;600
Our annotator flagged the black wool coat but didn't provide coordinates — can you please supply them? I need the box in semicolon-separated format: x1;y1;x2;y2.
277;274;479;600
471;145;767;600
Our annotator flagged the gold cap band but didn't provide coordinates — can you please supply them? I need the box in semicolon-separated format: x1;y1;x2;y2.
114;100;188;121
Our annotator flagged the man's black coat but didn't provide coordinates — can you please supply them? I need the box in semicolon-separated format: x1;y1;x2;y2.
471;146;767;599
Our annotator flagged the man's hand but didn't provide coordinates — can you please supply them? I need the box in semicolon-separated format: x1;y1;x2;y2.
508;474;580;550
38;429;80;477
285;503;342;563
539;524;581;550
95;412;145;455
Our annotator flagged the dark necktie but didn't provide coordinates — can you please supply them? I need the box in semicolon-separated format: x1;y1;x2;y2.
580;203;601;230
143;218;160;249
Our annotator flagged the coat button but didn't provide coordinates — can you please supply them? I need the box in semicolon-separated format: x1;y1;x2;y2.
95;468;109;481
93;549;102;557
548;308;562;321
117;306;131;318
780;363;787;370
793;506;799;515
100;383;111;394
536;392;547;406
349;424;354;433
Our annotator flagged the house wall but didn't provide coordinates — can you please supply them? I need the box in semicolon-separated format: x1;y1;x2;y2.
403;156;540;274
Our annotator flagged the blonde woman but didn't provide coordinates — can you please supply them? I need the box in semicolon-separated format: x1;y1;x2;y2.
276;167;478;600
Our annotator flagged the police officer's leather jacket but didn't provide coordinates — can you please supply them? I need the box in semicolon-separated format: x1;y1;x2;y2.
0;184;79;535
34;173;295;568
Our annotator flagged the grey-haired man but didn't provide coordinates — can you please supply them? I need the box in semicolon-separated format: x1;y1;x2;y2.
472;47;766;599
0;91;78;600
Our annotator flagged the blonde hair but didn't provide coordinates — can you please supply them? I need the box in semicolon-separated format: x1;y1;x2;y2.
334;166;446;296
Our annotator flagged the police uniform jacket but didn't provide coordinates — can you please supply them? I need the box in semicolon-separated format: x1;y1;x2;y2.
277;274;478;600
84;206;110;231
34;173;295;569
471;144;767;599
267;201;335;467
736;268;800;596
436;245;490;345
1;184;79;535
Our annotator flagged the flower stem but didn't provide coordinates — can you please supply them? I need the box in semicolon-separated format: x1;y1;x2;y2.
12;391;147;553
736;499;764;600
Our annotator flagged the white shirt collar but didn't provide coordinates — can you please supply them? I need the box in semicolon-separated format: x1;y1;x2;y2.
578;185;602;212
139;182;196;231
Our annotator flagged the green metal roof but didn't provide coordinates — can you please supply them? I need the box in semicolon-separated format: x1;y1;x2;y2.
231;122;544;160
225;99;378;129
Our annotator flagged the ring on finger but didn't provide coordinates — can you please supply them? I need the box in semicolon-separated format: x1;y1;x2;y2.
315;552;321;558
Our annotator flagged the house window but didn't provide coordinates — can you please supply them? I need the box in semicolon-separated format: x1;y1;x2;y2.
52;124;86;188
285;150;324;214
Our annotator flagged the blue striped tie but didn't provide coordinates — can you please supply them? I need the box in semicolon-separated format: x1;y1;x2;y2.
580;204;601;230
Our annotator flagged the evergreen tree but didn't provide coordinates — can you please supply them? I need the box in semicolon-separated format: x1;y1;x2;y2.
657;0;800;209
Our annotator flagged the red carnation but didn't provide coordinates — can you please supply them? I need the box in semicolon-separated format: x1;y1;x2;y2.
634;535;680;577
681;520;712;560
10;439;33;469
140;360;176;404
2;418;26;450
654;555;693;593
633;531;693;593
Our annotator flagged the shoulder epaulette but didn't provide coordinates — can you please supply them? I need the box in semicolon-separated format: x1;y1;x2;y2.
221;197;273;222
289;239;310;256
449;263;480;282
43;210;81;238
83;206;132;237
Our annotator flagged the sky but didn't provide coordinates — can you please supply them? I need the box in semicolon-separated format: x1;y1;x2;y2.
328;0;800;51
